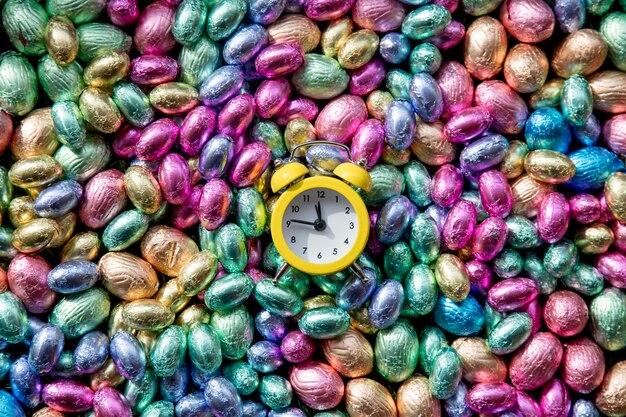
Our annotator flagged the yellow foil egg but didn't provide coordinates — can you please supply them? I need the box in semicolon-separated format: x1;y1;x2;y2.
605;172;626;222
552;29;608;78
45;16;78;66
574;223;614;255
11;108;60;159
140;225;199;277
463;16;507;81
337;29;379;70
345;378;398;417
175;304;211;331
434;253;470;302
124;165;163;215
177;250;218;296
321;327;374;378
503;43;549;94
267;14;321;53
396;374;442;417
155;279;191;313
83;51;130;88
523;150;576;184
529;78;565;109
366;90;394;121
79;87;123;134
98;252;160;301
122;299;175;331
321;17;353;57
48;211;77;248
501;140;529;179
9;155;62;189
8;196;37;227
451;337;508;384
596;360;626;417
107;303;134;336
149;82;200;115
12;218;60;253
349;306;379;336
60;231;100;262
90;358;125;391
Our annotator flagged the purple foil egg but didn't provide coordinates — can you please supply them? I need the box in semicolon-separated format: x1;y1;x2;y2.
289;361;344;410
595;251;626;289
255;78;291;119
198;178;232;231
349;59;386;96
522;298;542;334
466;260;494;296
79;169;127;229
158;153;191;205
275;98;318;126
431;164;463;208
199;66;245;107
472;216;508;261
130;55;179;86
479;170;513;218
304;0;354;20
537;192;570;244
513;391;543;417
427;20;466;51
474;80;528;135
510;332;563;391
218;94;256;137
136;118;179;161
314;95;367;145
247;238;263;269
93;387;132;417
255;43;304;78
443;200;477;251
179;106;216;156
42;380;94;413
436;61;474;119
367;211;385;255
467;382;517;414
134;0;176;55
351;119;384;169
228;141;272;187
171;185;202;230
459;134;510;174
113;125;141;159
281;331;315;363
199;134;235;180
444;106;492;143
7;254;56;314
432;0;459;13
540;378;570;417
107;0;139;26
568;193;600;224
352;0;405;31
488;278;539;312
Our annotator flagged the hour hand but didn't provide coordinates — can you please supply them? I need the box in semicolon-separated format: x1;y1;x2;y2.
288;219;316;226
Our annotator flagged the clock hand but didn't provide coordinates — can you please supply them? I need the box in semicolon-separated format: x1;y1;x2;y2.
315;201;322;221
288;219;317;226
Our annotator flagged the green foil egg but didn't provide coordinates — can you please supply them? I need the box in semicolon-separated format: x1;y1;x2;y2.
151;325;187;378
260;375;292;410
76;23;132;63
405;264;438;315
311;271;348;296
210;305;253;360
462;0;503;15
215;223;248;273
178;36;220;87
0;167;14;212
50;287;111;338
298;306;350;339
363;164;405;207
251;120;287;159
236;187;268;238
38;55;85;102
2;0;48;56
523;252;557;295
277;269;310;298
292;54;349;100
409;213;441;264
51;100;86;150
54;133;111;182
386;69;412;100
0;291;28;344
401;5;451;40
590;288;626;351
187;322;222;373
561;74;593;127
0;52;38;116
113;82;154;128
404;161;432;207
505;215;540;249
383;241;414;281
140;401;175;417
254;279;303;318
601;12;626;72
428;346;462;400
205;0;246;41
124;369;158;414
223;361;259;395
543;239;579;278
102;209;150;252
173;0;208;46
204;272;254;311
561;263;604;296
409;43;442;74
46;0;106;24
487;312;532;355
375;318;419;383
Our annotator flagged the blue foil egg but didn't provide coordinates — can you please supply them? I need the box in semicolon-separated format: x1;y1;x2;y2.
0;390;25;417
9;355;41;408
247;0;285;24
33;179;83;218
566;146;625;191
204;376;243;417
368;280;404;329
24;316;46;347
268;408;307;417
223;24;269;65
376;195;416;244
200;65;245;107
47;260;100;294
247;341;283;373
199;134;235;180
191;362;219;390
242;400;268;417
459;134;510;174
432;294;484;336
160;364;189;403
255;310;288;342
176;391;212;417
74;331;109;374
0;352;11;380
570;399;600;417
554;0;585;33
408;72;443;122
524;108;572;153
28;324;64;374
571;114;601;146
336;268;377;311
379;32;411;64
385;99;416;151
443;381;473;417
110;331;147;381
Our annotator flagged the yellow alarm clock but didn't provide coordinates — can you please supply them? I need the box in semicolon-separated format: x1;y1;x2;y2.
270;141;372;281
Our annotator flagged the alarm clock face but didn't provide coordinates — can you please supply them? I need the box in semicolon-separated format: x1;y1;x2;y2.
281;187;360;264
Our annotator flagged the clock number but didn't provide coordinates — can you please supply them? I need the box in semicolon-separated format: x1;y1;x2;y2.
345;207;350;214
317;190;325;198
317;252;322;259
344;238;349;244
333;248;338;255
349;222;354;229
302;195;309;202
302;247;307;254
291;205;300;213
291;236;296;243
286;221;291;227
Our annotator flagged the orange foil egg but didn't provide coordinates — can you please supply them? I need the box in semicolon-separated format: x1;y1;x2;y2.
503;44;549;94
589;70;626;114
551;29;608;78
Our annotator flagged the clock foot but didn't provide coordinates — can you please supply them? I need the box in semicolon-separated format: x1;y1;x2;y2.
272;262;290;284
350;262;369;283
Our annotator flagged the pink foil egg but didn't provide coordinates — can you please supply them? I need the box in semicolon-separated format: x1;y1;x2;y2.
432;0;459;12
466;260;494;296
349;59;386;96
136;118;179;161
595;251;626;289
130;55;179;86
569;193;600;224
218;94;256;137
537;192;570;243
107;0;139;26
561;337;605;394
255;78;291;119
428;20;466;51
472;217;508;262
514;390;543;417
474;80;528;135
431;164;463;208
275;98;319;126
303;0;354;20
93;387;132;417
255;43;305;78
443;199;477;251
171;185;202;230
113;125;141;159
7;254;56;314
444;106;492;143
478;170;513;218
351;119;384;169
198;178;232;230
351;0;405;32
179;106;216;156
510;332;563;391
158;153;191;205
543;290;588;337
612;221;626;252
79;169;127;230
500;0;555;43
246;237;263;269
540;378;571;417
281;330;316;363
314;95;367;144
603;114;626;155
289;361;344;410
522;298;543;334
134;0;176;55
467;382;517;414
488;278;539;312
42;380;94;413
436;61;474;119
228;141;272;187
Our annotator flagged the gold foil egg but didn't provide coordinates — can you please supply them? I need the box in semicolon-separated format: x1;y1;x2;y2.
503;43;549;94
396;374;442;417
11;108;60;159
267;14;321;53
596;360;626;416
464;16;507;80
451;337;508;384
523;150;576;184
140;225;199;277
321;327;374;378
552;29;608;78
605;172;626;222
98;252;160;301
345;378;398;417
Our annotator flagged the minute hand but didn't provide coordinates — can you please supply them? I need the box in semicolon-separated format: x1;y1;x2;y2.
288;219;317;226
